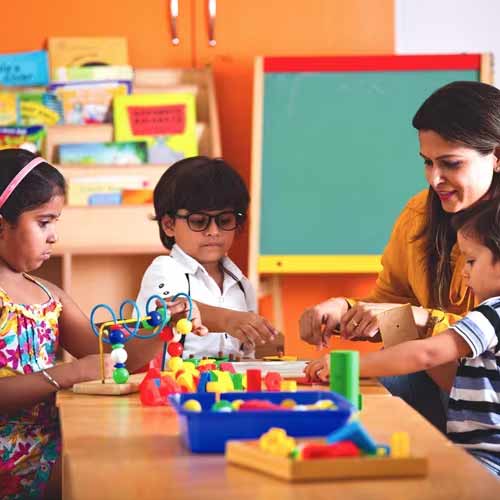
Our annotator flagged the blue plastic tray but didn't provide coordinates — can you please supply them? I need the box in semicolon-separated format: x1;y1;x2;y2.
169;391;355;453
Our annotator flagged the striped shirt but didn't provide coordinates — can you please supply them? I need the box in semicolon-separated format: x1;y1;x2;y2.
448;297;500;453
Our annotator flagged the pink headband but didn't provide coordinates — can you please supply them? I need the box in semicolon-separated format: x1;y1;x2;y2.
0;157;46;210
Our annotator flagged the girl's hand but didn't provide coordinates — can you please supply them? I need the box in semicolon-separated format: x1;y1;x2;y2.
157;298;209;337
73;354;113;383
304;354;330;382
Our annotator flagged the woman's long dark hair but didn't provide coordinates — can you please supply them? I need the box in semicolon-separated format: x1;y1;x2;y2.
412;81;500;308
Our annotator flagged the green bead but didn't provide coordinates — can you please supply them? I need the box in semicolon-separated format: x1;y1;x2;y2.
156;306;171;324
211;400;233;412
111;343;124;350
113;367;129;384
141;318;154;330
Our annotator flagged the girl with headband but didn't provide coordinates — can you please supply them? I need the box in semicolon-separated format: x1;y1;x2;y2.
0;149;206;499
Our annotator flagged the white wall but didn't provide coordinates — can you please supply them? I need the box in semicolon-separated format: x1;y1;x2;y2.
396;0;499;85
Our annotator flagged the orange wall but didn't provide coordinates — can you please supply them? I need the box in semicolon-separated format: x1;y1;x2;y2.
2;0;394;357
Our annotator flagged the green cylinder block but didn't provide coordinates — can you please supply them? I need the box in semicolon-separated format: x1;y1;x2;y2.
329;350;360;409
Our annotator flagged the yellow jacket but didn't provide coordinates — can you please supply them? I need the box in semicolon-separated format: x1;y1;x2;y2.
361;190;476;331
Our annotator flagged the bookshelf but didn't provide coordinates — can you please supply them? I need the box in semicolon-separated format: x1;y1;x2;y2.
34;67;221;328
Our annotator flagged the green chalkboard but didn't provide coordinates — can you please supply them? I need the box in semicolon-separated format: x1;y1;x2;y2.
256;56;481;268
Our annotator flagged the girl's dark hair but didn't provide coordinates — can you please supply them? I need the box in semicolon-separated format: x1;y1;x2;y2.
0;149;66;225
153;156;250;249
452;197;500;263
412;81;500;307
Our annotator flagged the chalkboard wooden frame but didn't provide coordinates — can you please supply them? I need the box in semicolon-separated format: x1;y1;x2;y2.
249;54;491;290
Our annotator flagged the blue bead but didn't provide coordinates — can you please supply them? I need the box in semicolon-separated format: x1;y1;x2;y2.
114;362;126;369
109;327;126;344
147;310;162;327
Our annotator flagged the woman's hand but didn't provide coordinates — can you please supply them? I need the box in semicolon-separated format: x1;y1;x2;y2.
304;354;330;382
299;298;349;347
73;353;113;383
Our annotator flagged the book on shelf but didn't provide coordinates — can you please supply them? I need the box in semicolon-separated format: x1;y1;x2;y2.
0;50;49;87
19;92;62;126
54;65;134;82
66;174;151;206
58;141;148;165
49;80;131;125
0;125;45;152
113;93;198;164
47;37;129;80
0;92;18;125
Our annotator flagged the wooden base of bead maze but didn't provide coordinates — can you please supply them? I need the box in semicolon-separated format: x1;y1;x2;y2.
225;439;428;482
72;373;144;395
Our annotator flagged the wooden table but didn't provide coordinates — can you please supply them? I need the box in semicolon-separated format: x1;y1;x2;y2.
57;385;499;500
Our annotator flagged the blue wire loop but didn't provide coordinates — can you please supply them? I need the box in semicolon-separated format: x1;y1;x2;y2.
90;295;171;343
171;292;193;321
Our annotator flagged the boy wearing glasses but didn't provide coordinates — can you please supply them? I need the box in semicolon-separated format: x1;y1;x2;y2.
136;156;278;359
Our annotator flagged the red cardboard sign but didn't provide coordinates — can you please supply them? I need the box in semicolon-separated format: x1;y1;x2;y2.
127;104;186;135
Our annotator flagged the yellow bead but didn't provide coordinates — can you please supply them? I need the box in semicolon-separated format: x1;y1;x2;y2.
315;399;336;410
183;399;202;412
280;398;297;409
231;399;245;410
176;318;193;334
167;356;184;372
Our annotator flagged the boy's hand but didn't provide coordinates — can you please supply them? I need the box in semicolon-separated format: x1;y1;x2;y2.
74;353;113;383
304;354;330;382
225;311;278;345
157;298;209;337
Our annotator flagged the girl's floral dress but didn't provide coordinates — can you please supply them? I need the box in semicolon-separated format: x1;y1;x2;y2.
0;275;62;499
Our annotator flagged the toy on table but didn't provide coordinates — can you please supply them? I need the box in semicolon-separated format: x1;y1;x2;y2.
226;424;427;481
72;293;193;395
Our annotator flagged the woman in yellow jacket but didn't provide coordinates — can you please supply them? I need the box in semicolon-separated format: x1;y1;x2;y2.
300;80;500;431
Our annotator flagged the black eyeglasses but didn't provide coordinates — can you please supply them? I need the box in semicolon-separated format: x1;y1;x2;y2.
175;211;245;232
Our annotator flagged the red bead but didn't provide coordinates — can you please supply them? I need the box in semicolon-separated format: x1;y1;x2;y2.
167;341;184;357
159;326;174;342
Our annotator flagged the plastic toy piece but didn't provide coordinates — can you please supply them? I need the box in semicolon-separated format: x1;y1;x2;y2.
301;441;360;460
89;292;194;385
264;371;282;391
391;432;410;458
259;428;296;457
183;399;202;412
246;369;262;391
280;380;297;392
326;421;377;454
329;350;360;409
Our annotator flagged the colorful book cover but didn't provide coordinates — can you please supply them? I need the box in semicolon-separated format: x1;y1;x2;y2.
113;93;198;164
0;50;49;86
0;125;45;153
0;93;18;125
48;37;129;80
54;65;134;82
19;93;62;126
49;80;131;125
67;175;150;206
58;141;148;165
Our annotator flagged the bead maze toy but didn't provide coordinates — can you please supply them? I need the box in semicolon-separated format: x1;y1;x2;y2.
72;293;194;395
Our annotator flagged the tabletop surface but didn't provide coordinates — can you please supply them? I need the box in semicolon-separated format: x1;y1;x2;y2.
58;386;500;500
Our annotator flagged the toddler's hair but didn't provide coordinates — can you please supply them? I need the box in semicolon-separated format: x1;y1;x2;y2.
452;197;500;262
153;156;249;249
0;149;66;224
